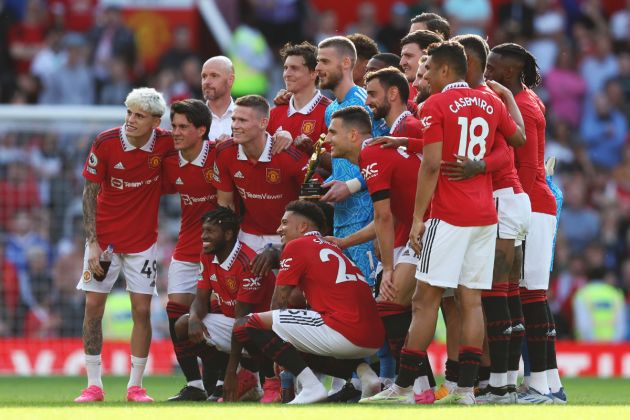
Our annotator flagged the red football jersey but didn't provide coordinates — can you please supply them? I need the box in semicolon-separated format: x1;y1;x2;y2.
420;83;518;226
197;241;275;318
476;84;523;193
212;135;308;235
514;89;557;215
359;143;421;247
162;141;218;262
390;111;424;138
82;127;175;253
268;91;331;144
276;232;385;348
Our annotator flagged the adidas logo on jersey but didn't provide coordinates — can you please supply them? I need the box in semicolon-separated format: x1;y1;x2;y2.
114;162;125;170
176;177;184;185
234;170;244;179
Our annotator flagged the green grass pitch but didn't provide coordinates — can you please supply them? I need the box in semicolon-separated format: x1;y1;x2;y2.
0;376;629;420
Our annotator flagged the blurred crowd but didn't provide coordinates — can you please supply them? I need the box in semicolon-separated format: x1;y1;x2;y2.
1;0;630;341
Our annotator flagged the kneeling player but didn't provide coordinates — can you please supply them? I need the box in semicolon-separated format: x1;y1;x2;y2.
175;207;276;402
242;201;384;404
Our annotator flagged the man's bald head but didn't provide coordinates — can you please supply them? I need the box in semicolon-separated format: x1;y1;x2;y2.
201;56;235;102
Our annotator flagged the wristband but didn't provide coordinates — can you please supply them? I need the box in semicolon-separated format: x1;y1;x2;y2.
345;178;362;194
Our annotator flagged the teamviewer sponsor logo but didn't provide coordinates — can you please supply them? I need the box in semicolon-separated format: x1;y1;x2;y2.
361;163;379;181
181;193;216;206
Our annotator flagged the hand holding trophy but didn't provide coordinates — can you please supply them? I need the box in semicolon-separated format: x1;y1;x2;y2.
299;134;326;201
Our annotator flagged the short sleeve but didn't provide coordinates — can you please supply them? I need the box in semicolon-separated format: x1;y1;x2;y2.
419;97;444;145
211;148;234;192
82;138;107;183
196;256;214;291
275;240;307;286
360;147;392;196
496;99;518;139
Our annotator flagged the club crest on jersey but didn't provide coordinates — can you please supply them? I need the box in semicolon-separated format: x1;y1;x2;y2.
361;163;379;181
266;168;281;184
204;168;214;183
301;120;316;135
225;277;238;292
83;270;91;283
88;153;98;167
148;155;161;169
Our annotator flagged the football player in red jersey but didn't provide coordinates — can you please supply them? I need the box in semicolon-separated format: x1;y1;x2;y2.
328;106;436;403
440;34;530;404
400;30;443;102
240;201;384;404
267;42;331;148
75;88;174;403
365;67;423;139
486;43;563;404
213;95;308;254
175;207;276;402
363;41;524;405
160;99;219;401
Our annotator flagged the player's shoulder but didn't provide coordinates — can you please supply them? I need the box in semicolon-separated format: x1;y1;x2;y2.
360;142;386;162
346;86;368;105
317;95;333;108
235;243;256;272
154;127;173;139
277;144;307;162
215;139;237;156
270;104;289;118
93;127;121;150
401;114;423;130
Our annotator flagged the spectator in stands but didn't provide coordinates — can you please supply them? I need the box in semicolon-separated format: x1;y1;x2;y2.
157;25;198;73
8;0;47;75
87;5;136;96
580;92;628;170
23;245;58;337
497;0;535;39
0;236;19;336
604;78;630;123
559;173;601;255
30;27;66;100
170;56;203;102
49;0;96;33
376;2;409;54
573;278;627;342
0;160;41;232
443;0;491;36
42;32;95;105
99;57;132;105
580;33;619;97
314;9;338;45
545;120;577;172
345;2;380;40
528;0;566;75
545;47;587;128
612;145;630;213
51;245;85;337
549;255;587;338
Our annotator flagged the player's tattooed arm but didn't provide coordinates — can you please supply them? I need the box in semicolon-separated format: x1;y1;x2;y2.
83;180;100;244
225;301;255;402
271;285;295;310
83;180;104;275
83;317;103;355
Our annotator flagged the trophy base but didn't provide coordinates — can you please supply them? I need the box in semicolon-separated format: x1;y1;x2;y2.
300;181;324;202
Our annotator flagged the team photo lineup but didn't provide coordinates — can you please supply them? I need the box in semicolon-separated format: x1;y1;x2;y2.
72;9;568;407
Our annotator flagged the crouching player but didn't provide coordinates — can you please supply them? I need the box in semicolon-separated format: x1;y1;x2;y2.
175;207;276;402
241;201;384;404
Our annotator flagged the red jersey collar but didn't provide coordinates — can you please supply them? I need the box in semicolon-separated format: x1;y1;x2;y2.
237;133;273;163
389;110;412;135
179;140;211;167
120;125;157;152
212;240;242;271
288;91;323;117
441;81;469;92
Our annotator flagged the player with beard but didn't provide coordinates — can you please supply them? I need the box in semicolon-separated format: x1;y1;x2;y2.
363;41;523;405
485;43;563;404
400;30;443;102
175;207;276;402
441;34;529;404
315;36;377;286
201;56;235;142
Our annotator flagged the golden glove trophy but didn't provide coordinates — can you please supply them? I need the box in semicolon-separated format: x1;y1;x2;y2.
299;134;326;201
